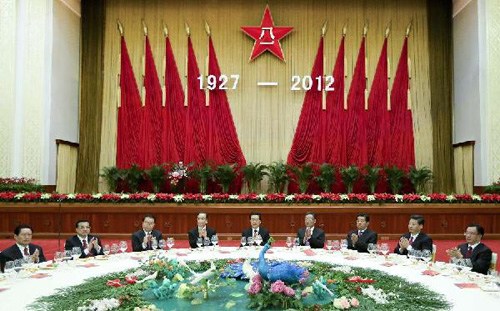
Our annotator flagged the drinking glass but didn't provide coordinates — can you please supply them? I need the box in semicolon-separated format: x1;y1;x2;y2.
13;259;24;272
110;243;119;255
53;251;64;264
166;237;175;250
151;238;158;250
247;237;254;246
286;237;293;249
63;250;73;262
326;240;333;252
254;235;262;246
203;237;211;247
71;247;82;260
119;241;128;253
4;261;16;278
103;245;111;256
379;243;389;256
196;237;203;248
240;237;247;247
367;243;377;255
294;237;301;248
421;249;432;263
158;239;166;250
332;240;340;252
340;239;348;250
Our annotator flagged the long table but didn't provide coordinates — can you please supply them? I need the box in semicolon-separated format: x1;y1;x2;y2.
1;247;499;310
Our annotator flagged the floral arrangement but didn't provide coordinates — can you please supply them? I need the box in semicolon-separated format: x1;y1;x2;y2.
29;257;451;311
168;162;188;187
2;191;500;204
0;177;43;192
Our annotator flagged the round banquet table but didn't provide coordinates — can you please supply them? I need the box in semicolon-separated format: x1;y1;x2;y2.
0;247;499;311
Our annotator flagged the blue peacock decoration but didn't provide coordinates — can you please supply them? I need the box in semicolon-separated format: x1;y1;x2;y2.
257;243;309;284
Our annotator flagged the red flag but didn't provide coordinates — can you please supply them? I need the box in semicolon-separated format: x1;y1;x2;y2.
367;38;389;166
142;36;163;167
345;37;368;166
116;36;143;169
389;37;415;169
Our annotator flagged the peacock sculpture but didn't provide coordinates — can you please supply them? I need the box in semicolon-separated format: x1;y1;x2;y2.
257;243;309;284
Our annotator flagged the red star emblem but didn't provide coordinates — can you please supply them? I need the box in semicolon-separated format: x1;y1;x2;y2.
241;5;293;62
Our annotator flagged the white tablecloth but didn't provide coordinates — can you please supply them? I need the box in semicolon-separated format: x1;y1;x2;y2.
1;247;499;311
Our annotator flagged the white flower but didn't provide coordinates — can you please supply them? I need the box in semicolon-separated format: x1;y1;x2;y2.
78;298;120;311
472;194;482;201
229;194;239;200
285;195;295;201
173;194;184;202
340;194;349;201
41;193;51;200
420;195;430;202
331;266;353;274
67;193;76;199
258;194;266;200
15;193;24;199
93;193;102;199
394;194;403;202
312;194;321;201
147;194;156;201
367;195;376;202
202;195;212;201
120;194;129;199
361;285;397;304
446;195;456;202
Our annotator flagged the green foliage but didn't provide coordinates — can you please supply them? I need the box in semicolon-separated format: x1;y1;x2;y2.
484;182;500;194
385;166;405;194
125;164;144;193
340;165;360;193
213;164;237;193
146;165;166;193
100;166;125;192
0;177;44;193
241;163;268;193
289;163;315;193
191;163;213;194
364;166;381;194
267;161;289;193
408;166;433;194
315;164;335;193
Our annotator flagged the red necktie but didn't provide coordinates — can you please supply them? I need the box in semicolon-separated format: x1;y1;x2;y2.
24;246;29;256
465;246;473;258
304;228;311;244
253;230;258;238
82;239;88;249
409;236;414;244
358;231;363;236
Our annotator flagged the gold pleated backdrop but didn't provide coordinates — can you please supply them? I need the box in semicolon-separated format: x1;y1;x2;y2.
77;0;453;193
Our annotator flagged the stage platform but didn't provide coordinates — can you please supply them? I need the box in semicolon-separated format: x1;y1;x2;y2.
1;202;499;240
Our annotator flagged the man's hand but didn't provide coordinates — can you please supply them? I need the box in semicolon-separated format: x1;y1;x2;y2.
31;249;40;263
399;237;410;249
351;233;359;244
199;228;207;238
446;247;462;259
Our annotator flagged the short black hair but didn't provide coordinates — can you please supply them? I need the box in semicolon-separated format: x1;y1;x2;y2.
250;212;262;220
305;212;316;219
14;224;33;235
198;212;208;219
466;223;485;236
143;214;156;222
410;214;425;225
75;220;90;228
357;213;370;222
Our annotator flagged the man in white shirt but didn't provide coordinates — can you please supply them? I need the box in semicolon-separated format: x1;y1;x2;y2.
188;212;217;248
297;212;325;249
65;220;103;258
132;214;163;251
0;224;46;272
394;214;433;255
241;212;270;246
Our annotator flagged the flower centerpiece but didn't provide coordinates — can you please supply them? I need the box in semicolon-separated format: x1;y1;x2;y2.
168;162;188;193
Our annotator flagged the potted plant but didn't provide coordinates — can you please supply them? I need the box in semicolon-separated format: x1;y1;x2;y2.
241;162;268;193
315;163;335;193
213;164;237;193
289;163;314;193
267;161;289;193
146;164;166;193
340;165;360;193
364;165;381;194
192;163;213;194
385;166;405;194
125;164;144;193
100;166;125;193
408;166;433;194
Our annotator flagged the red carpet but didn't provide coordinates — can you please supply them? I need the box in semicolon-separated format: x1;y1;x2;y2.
1;239;498;270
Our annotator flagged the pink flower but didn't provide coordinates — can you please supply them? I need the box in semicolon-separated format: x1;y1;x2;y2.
270;280;286;293
248;281;262;294
283;286;295;297
251;274;263;284
333;297;351;309
350;297;360;307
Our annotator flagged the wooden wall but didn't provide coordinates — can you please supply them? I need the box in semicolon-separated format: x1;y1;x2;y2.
76;0;454;193
1;203;498;240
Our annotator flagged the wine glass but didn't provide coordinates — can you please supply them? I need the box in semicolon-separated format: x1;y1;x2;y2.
326;240;333;252
110;243;119;255
13;259;24;272
119;241;128;253
421;249;432;263
71;247;82;260
166;237;175;250
210;235;218;248
240;237;247;247
158;239;166;250
332;240;340;252
294;237;301;248
4;261;16;278
286;237;293;249
379;243;389;257
196;237;203;248
53;251;64;264
203;237;211;247
254;234;262;246
102;245;110;256
247;237;254;247
151;238;158;250
367;243;377;255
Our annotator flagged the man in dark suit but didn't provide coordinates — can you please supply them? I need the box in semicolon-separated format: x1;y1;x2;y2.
132;214;163;252
241;212;270;246
0;224;46;272
446;223;492;275
188;212;217;248
394;214;433;255
297;212;325;249
65;220;104;258
347;213;378;253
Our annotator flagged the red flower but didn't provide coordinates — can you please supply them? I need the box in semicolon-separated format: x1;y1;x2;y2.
125;276;137;284
0;192;17;200
346;276;376;284
403;194;421;202
51;193;68;201
428;193;447;201
374;193;394;201
454;194;472;202
106;279;123;287
156;193;174;201
75;193;93;201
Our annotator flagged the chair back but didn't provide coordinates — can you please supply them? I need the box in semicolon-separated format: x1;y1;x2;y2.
489;252;498;273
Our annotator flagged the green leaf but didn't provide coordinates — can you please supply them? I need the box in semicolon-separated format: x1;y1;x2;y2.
191;298;203;305
230;292;244;297
225;300;237;309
